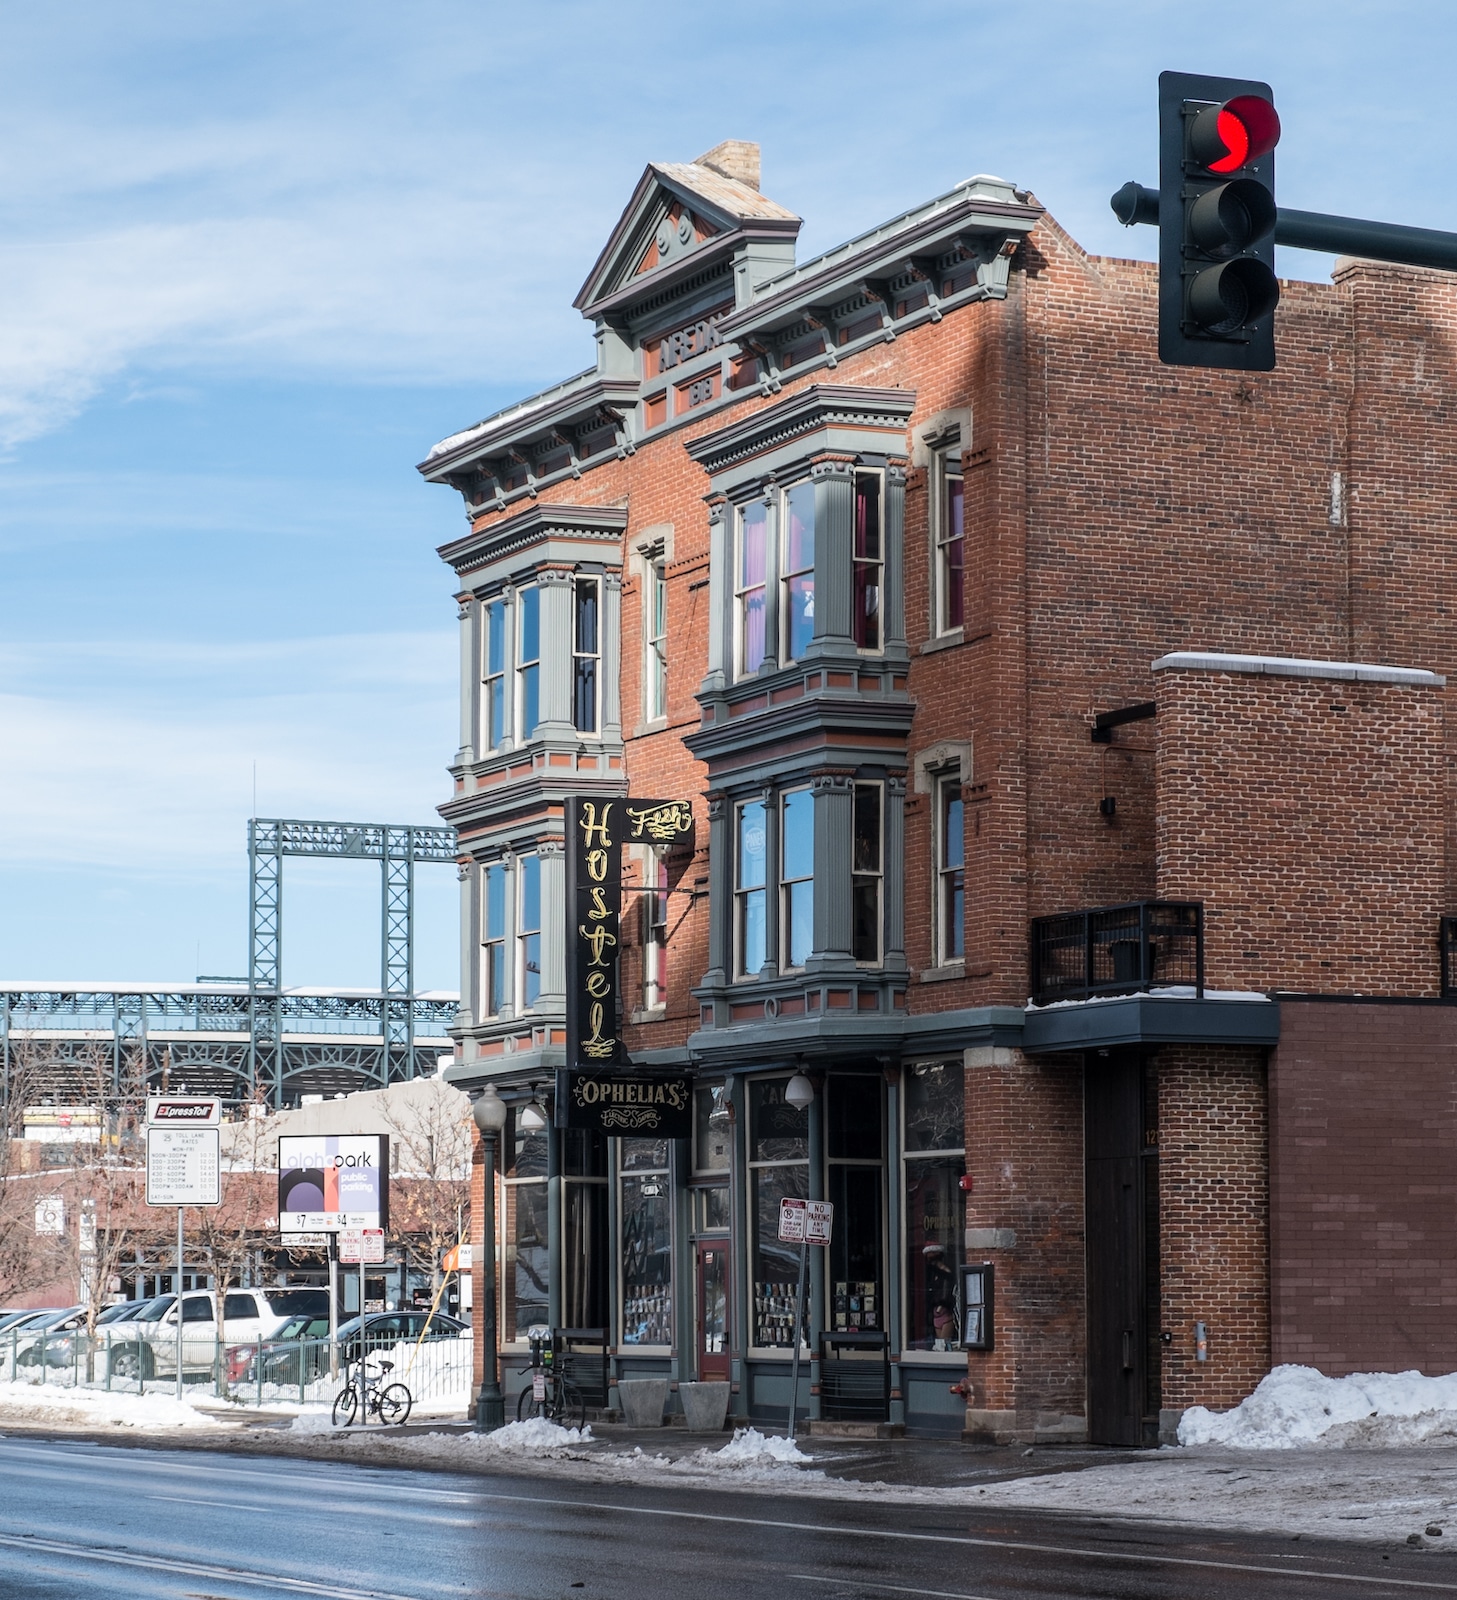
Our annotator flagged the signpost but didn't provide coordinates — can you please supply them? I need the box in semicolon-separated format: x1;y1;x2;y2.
338;1228;386;1405
144;1098;222;1399
777;1198;833;1442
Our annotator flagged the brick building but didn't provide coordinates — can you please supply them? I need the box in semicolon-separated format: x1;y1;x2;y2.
422;138;1457;1443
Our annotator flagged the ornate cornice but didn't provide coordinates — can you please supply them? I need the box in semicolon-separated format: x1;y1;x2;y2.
685;384;917;478
438;502;630;579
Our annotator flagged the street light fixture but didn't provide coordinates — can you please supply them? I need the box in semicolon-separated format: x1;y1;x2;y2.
471;1083;508;1431
785;1071;815;1111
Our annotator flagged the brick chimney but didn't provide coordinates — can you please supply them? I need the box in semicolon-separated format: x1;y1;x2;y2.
694;140;760;192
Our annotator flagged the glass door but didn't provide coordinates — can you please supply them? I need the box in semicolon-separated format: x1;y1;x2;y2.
696;1241;731;1381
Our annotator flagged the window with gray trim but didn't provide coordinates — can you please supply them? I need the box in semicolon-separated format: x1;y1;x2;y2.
484;598;507;749
779;788;814;970
934;452;964;636
935;773;965;964
852;782;883;964
734;799;768;977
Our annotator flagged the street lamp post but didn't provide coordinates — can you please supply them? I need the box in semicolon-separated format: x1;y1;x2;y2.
472;1083;508;1431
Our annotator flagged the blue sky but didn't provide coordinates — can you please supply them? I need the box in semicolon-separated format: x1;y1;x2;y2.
0;0;1450;990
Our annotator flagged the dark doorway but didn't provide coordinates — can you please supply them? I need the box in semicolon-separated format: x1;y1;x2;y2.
1085;1051;1160;1446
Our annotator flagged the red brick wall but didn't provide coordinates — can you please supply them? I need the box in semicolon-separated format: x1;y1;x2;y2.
1158;1046;1270;1412
1156;668;1446;996
962;1047;1085;1419
1271;1001;1457;1374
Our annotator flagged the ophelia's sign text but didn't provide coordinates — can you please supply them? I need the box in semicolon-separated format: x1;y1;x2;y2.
557;1068;693;1137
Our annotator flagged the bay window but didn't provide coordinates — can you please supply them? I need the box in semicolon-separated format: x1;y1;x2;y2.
781;481;816;663
483;598;507;749
902;1062;966;1350
736;500;768;676
735;799;768;977
852;782;883;964
573;577;600;733
517;585;541;737
483;863;507;1016
517;854;541;1008
779;788;814;969
853;473;882;651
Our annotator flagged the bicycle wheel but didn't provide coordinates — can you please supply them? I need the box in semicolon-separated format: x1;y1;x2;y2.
556;1379;586;1432
517;1383;543;1423
376;1383;412;1425
331;1383;358;1427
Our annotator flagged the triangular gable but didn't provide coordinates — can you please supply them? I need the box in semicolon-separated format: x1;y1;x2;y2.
574;158;800;316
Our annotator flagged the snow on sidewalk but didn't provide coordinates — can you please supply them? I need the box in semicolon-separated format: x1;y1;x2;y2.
1180;1365;1457;1449
0;1380;224;1430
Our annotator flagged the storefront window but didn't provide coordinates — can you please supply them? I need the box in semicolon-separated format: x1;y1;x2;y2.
903;1062;966;1350
564;1129;607;1330
620;1137;671;1346
748;1078;808;1348
505;1115;548;1339
694;1084;730;1173
828;1075;883;1334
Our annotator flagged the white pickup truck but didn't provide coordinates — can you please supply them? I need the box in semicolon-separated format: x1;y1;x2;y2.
109;1288;331;1380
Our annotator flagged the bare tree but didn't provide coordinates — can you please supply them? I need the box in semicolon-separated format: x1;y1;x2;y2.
0;1044;42;1300
381;1082;472;1304
193;1087;278;1296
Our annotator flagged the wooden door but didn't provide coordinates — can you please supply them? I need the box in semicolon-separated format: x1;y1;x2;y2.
696;1242;731;1380
1085;1053;1152;1447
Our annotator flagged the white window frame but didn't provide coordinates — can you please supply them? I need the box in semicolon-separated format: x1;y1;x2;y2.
516;853;541;1011
934;771;965;968
778;786;814;972
641;846;669;1011
933;450;965;638
852;469;884;654
572;575;602;736
516;584;541;739
734;798;768;979
852;780;883;966
482;861;508;1017
645;556;668;722
734;499;769;680
483;597;508;751
779;480;816;667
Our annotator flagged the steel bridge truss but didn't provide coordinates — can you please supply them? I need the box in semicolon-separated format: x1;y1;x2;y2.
248;819;458;1100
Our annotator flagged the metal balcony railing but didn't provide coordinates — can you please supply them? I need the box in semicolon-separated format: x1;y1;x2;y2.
1029;901;1204;1005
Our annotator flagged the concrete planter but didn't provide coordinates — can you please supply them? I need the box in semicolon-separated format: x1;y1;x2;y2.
616;1378;669;1427
679;1380;731;1432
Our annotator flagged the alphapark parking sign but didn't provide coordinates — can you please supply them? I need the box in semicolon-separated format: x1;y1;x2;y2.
277;1134;389;1234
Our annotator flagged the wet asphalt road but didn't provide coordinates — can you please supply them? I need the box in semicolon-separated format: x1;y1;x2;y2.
0;1434;1451;1600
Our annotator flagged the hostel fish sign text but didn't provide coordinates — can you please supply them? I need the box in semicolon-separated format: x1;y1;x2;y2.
564;795;693;1070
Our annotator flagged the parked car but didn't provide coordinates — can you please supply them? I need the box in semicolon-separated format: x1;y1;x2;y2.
103;1296;177;1380
225;1313;334;1387
139;1288;333;1379
11;1306;88;1369
0;1309;60;1336
335;1310;468;1364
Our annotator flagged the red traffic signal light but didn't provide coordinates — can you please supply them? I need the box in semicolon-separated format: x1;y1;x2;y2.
1157;71;1280;370
1190;95;1282;174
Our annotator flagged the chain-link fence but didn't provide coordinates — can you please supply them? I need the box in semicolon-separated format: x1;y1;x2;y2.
0;1322;472;1415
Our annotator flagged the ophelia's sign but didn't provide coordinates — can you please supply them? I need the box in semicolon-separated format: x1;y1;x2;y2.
555;1068;693;1138
564;796;694;1071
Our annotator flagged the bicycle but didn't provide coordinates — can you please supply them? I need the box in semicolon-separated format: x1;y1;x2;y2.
516;1329;585;1430
331;1358;412;1427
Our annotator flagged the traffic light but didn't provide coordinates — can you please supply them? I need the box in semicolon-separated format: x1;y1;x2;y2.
1159;71;1280;370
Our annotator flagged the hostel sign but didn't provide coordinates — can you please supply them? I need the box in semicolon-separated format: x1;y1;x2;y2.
564;795;693;1070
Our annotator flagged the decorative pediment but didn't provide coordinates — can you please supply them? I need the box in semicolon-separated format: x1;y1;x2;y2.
575;144;800;320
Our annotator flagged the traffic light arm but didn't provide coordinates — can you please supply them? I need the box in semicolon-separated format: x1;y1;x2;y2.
1113;181;1457;274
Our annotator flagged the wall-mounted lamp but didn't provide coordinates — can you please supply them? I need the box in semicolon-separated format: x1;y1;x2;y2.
784;1071;815;1110
518;1099;547;1133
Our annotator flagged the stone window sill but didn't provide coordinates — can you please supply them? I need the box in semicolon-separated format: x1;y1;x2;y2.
630;1006;667;1025
920;962;965;984
920;629;964;656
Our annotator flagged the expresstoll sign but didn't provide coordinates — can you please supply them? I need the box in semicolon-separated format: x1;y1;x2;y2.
277;1134;389;1234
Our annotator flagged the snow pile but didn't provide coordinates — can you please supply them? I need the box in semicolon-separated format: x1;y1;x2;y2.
485;1417;593;1451
288;1408;338;1434
706;1427;812;1467
1180;1364;1457;1449
0;1380;220;1430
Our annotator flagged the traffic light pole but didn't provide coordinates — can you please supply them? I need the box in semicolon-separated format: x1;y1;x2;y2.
1114;182;1457;274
